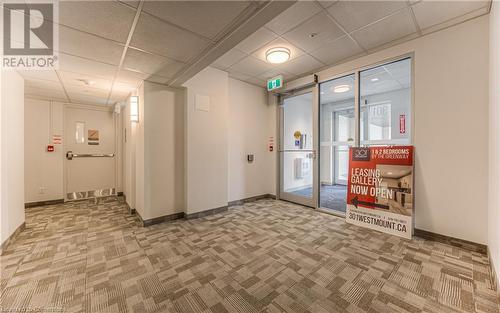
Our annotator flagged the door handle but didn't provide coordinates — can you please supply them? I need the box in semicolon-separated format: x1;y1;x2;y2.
307;150;317;159
66;151;114;160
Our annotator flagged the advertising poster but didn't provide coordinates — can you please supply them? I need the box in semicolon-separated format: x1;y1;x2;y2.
346;146;414;239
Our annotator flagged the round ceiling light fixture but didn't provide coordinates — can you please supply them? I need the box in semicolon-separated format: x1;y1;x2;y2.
266;47;290;64
333;84;350;93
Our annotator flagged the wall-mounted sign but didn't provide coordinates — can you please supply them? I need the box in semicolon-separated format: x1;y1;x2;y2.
267;75;283;91
399;114;406;134
88;129;99;145
346;146;414;239
52;134;62;145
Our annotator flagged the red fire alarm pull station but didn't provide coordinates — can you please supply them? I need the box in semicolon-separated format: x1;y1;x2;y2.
47;145;55;152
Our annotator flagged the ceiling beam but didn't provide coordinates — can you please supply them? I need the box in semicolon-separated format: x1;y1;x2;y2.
166;0;296;87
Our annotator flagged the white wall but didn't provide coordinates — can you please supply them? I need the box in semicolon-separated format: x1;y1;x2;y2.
124;82;185;220
143;81;185;218
183;67;229;214
1;70;25;246
23;99;124;204
489;1;500;288
228;78;276;202
310;15;489;244
24;99;64;203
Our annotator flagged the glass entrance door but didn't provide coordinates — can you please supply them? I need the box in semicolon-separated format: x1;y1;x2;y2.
319;74;356;214
279;88;318;207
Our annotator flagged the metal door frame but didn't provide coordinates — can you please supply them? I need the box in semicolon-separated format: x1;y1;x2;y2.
277;85;319;208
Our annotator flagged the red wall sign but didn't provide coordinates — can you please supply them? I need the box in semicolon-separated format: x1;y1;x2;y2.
346;146;414;239
399;114;406;134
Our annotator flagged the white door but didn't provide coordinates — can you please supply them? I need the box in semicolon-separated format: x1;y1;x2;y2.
279;87;318;208
64;105;116;200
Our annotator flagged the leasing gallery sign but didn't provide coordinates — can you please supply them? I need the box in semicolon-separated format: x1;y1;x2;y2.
346;146;414;239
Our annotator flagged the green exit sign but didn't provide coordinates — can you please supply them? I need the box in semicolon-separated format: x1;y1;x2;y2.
267;75;283;91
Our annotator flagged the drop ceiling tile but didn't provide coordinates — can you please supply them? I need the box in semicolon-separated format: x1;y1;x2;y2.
16;69;60;82
277;54;324;76
228;70;253;82
123;48;186;79
109;90;131;103
229;55;274;77
59;26;124;66
59;1;136;43
327;1;408;33
352;8;417;51
266;2;322;35
67;92;109;106
65;84;110;98
116;69;149;86
25;78;64;91
234;27;278;54
142;1;250;39
213;49;248;70
256;68;294;82
113;81;139;95
25;87;69;102
411;0;489;30
58;53;118;80
130;12;210;63
252;38;305;63
310;36;363;65
282;11;345;53
58;71;113;91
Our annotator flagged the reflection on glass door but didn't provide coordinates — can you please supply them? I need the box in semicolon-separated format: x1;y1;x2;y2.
279;89;317;207
319;74;355;214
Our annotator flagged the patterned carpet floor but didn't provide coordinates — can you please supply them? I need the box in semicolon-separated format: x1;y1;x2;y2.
0;198;499;313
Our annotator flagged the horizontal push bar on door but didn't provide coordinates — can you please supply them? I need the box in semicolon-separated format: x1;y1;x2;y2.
66;151;114;160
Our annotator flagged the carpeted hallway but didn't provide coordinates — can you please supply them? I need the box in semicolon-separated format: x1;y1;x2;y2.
0;198;498;313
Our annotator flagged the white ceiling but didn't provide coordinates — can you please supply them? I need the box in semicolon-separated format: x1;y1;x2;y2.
213;0;490;87
2;0;491;106
2;0;269;106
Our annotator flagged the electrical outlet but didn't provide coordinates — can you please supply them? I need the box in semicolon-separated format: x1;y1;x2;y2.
38;187;45;194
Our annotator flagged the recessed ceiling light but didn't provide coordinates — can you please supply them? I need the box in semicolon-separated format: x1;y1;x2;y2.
320;91;325;95
371;78;379;82
387;172;393;175
333;84;350;93
266;47;290;64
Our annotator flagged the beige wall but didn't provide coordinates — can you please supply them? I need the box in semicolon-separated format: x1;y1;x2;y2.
1;70;25;246
183;67;229;214
307;15;489;244
24;99;64;203
228;78;276;202
489;1;500;287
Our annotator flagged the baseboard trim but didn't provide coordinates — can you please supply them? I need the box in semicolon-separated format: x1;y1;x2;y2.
186;206;228;220
137;211;184;227
0;222;25;255
228;194;276;206
25;199;64;208
488;247;500;303
414;228;487;254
